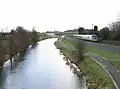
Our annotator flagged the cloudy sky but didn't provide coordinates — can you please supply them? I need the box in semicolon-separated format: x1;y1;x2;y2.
0;0;120;32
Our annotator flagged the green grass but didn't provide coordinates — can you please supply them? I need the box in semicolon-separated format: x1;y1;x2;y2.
101;40;120;46
55;38;72;52
38;33;51;40
62;38;75;46
55;37;116;89
79;56;115;89
61;37;120;70
87;46;120;69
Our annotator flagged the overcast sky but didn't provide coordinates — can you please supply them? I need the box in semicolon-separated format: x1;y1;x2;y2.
0;0;120;32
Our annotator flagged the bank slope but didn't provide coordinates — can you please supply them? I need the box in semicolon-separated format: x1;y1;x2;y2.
54;37;116;89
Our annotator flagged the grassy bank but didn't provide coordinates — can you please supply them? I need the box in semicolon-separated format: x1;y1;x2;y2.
38;33;52;40
62;37;120;70
87;46;120;70
101;40;120;46
55;37;115;89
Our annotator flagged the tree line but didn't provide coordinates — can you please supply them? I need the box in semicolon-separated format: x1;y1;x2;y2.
0;26;39;68
77;22;120;41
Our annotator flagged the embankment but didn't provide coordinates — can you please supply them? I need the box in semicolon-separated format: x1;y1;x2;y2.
54;37;115;89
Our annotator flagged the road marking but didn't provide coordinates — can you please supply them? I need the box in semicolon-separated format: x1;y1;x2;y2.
90;57;119;89
87;52;108;60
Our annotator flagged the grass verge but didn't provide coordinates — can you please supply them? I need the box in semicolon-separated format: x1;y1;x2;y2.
79;56;115;89
87;46;120;70
55;37;116;89
62;37;120;70
101;40;120;46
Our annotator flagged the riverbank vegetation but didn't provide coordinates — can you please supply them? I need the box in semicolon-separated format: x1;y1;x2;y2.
55;37;115;89
0;26;49;68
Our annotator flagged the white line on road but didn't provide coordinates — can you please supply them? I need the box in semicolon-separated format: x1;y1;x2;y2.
88;55;119;89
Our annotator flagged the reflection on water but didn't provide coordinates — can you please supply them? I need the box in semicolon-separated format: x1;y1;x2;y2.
0;38;86;89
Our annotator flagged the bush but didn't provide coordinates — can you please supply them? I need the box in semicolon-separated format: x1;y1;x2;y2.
99;27;110;40
72;39;86;64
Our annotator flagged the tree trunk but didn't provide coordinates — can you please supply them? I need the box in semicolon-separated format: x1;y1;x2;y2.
0;62;4;69
10;55;13;68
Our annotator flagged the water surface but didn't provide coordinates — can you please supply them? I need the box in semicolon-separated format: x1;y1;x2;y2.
0;38;86;89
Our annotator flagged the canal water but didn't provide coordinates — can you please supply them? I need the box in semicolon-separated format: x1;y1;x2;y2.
0;38;86;89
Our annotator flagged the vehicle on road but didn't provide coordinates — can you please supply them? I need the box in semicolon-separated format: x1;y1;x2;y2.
73;34;98;42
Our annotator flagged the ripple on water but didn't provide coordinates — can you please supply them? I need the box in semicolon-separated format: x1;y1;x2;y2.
1;38;86;89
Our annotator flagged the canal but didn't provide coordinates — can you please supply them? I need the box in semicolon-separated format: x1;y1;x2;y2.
0;38;86;89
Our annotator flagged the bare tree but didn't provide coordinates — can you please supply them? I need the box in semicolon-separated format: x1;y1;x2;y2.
72;39;86;65
77;27;84;34
0;39;9;67
31;27;39;44
100;27;110;40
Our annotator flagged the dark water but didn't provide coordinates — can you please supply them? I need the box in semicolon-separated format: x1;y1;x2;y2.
0;38;86;89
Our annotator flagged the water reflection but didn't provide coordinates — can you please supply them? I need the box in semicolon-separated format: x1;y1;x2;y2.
0;38;86;89
0;68;5;89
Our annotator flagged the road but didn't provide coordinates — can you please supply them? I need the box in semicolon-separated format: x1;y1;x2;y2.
64;36;120;89
0;38;86;89
87;52;120;89
65;36;120;53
